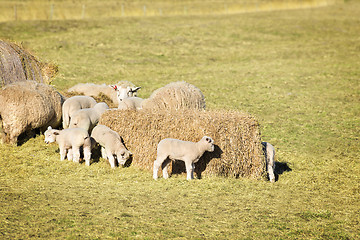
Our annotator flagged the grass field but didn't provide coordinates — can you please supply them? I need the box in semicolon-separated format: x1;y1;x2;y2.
0;0;359;239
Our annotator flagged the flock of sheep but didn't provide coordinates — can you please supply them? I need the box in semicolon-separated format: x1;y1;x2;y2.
0;80;275;182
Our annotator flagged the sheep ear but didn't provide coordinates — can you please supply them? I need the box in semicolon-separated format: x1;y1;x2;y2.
131;87;141;93
47;126;52;130
110;85;118;90
54;131;60;135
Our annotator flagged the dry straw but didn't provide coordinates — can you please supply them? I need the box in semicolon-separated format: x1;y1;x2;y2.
0;40;58;87
99;109;266;179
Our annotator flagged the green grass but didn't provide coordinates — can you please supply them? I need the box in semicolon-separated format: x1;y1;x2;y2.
0;0;359;239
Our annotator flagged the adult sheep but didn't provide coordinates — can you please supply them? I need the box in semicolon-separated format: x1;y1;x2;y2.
68;81;139;105
0;81;65;145
141;81;206;111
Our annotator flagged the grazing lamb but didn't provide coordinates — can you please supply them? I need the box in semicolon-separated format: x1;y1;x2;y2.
0;81;65;145
62;96;97;129
69;102;109;133
91;125;132;168
44;126;92;166
68;81;139;105
262;142;276;183
153;136;215;180
117;97;144;110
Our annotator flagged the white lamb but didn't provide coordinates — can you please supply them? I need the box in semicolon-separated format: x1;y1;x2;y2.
91;125;132;168
117;97;144;110
69;102;109;133
153;136;215;180
262;142;276;183
62;96;97;129
44;126;92;166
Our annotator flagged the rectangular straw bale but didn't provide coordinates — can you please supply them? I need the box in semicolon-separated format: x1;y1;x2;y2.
99;109;266;179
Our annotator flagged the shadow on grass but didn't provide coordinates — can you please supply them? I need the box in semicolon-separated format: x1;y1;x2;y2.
171;144;223;179
274;161;292;182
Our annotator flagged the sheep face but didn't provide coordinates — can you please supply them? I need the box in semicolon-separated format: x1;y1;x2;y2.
115;149;132;166
202;136;215;152
44;126;59;144
112;85;141;101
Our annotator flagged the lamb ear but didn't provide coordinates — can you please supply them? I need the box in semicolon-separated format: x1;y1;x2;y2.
54;131;60;135
47;126;52;130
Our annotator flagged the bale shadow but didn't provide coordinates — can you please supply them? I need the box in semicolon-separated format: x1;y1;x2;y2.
171;144;223;179
274;161;292;182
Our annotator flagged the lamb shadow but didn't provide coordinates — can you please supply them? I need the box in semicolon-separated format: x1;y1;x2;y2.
171;144;223;179
274;161;292;182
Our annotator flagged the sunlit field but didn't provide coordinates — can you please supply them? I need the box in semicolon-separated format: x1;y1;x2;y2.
0;0;359;239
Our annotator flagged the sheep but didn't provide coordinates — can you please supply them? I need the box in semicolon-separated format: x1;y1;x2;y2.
111;84;141;102
0;81;65;145
262;142;276;183
68;81;139;105
62;96;97;129
142;81;206;111
44;126;92;166
117;97;144;110
91;125;132;168
153;136;215;180
69;102;109;133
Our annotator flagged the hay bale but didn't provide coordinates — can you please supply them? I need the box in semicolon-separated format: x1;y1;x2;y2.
0;40;58;87
99;109;266;179
141;81;206;110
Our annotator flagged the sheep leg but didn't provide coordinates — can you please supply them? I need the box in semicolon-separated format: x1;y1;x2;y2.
83;145;91;166
162;159;172;179
107;150;116;168
101;147;107;159
268;155;275;183
153;155;166;180
72;146;80;163
67;148;73;161
185;161;195;180
59;146;67;161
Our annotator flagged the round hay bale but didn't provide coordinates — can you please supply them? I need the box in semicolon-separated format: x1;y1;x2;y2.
141;81;206;110
99;109;266;179
0;40;58;87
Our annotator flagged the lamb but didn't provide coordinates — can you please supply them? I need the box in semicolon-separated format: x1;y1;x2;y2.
117;97;144;110
91;125;132;168
262;142;276;183
0;81;65;145
69;102;109;133
44;126;92;166
62;96;97;129
153;136;215;180
68;81;139;105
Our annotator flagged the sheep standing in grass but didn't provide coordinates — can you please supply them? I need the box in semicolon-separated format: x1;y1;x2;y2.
69;102;109;133
62;96;97;129
153;136;214;180
68;81;139;105
262;142;276;183
44;126;92;166
91;125;132;168
0;81;64;145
